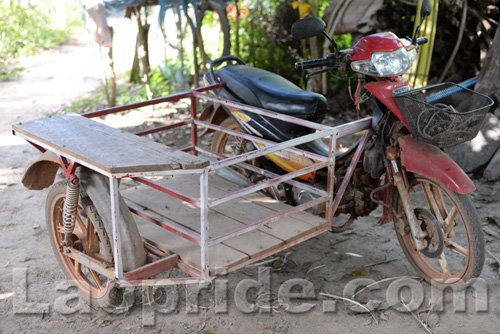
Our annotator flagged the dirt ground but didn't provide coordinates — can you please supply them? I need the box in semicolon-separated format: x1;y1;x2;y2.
1;40;500;334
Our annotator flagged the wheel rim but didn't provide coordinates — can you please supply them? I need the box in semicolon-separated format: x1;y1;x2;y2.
211;117;261;182
49;192;111;299
211;119;245;157
394;177;473;284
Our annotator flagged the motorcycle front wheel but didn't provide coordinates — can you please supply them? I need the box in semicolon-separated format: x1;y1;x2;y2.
392;174;485;291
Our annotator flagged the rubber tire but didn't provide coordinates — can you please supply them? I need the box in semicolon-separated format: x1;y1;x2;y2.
211;117;242;155
46;181;123;308
392;174;485;291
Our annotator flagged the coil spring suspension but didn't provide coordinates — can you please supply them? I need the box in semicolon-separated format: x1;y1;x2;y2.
234;138;245;155
61;179;80;247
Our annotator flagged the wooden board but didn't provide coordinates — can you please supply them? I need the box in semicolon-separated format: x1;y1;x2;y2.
12;114;209;173
124;189;284;259
147;173;328;242
135;214;248;275
121;173;328;274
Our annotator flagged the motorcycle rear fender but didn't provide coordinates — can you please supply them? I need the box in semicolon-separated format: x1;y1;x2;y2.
198;103;228;133
397;135;475;194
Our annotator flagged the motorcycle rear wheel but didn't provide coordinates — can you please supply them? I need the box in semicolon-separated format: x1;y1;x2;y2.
211;117;245;157
212;116;260;172
46;181;122;307
392;174;485;291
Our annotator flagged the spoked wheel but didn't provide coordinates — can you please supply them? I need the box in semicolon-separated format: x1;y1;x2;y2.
46;181;122;307
211;117;247;157
393;174;485;291
211;117;260;179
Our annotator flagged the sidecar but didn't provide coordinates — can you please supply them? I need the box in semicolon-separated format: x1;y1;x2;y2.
12;84;372;306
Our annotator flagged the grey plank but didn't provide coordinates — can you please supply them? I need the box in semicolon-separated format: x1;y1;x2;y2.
122;186;284;259
135;214;248;275
12;114;209;173
126;173;327;243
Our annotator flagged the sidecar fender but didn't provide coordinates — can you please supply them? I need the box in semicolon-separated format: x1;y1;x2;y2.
397;135;475;194
22;151;60;190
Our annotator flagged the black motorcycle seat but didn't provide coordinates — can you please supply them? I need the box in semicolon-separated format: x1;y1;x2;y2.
217;65;327;121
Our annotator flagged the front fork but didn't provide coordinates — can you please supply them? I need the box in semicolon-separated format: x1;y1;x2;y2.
387;148;428;250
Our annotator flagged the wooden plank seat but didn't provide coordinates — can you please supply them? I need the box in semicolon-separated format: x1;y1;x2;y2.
12;114;209;174
122;173;328;275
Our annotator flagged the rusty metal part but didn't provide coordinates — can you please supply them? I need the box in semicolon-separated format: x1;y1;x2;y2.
198;104;229;136
331;214;356;233
385;144;399;161
393;175;483;290
78;168;147;273
330;130;372;220
61;178;80;247
63;246;115;279
47;181;117;304
415;208;444;258
370;182;393;209
124;253;179;281
390;159;427;250
269;183;288;202
21;150;60;190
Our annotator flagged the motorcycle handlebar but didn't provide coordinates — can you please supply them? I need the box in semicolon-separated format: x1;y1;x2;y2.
416;37;428;45
295;54;335;70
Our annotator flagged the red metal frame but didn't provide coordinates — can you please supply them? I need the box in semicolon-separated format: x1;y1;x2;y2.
17;83;372;287
58;155;79;183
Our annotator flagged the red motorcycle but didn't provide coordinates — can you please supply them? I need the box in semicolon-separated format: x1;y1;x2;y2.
202;0;493;290
15;0;494;308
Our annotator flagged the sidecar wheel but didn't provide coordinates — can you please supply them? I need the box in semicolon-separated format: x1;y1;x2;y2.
392;174;485;291
46;181;123;308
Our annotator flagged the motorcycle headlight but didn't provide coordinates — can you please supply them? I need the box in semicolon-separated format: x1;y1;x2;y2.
351;47;417;77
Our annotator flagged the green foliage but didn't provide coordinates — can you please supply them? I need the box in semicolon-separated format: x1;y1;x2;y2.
229;1;300;82
227;0;352;87
0;0;82;63
332;33;352;50
0;64;24;82
160;57;191;91
63;88;107;114
327;33;354;91
118;70;172;105
64;67;172;114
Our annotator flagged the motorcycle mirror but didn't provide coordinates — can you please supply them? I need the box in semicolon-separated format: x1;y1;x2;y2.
291;17;326;40
412;0;432;44
421;0;432;18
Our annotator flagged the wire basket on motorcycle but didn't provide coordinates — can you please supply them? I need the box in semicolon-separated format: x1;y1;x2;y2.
394;82;494;148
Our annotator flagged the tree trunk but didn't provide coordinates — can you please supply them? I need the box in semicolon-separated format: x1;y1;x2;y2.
136;7;152;99
475;24;500;116
100;28;117;107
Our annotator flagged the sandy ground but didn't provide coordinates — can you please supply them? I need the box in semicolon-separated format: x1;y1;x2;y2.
1;40;500;334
